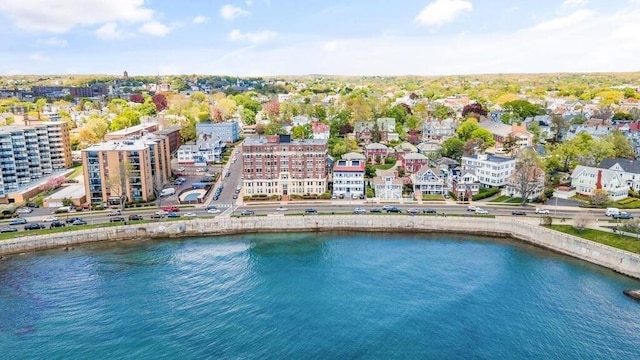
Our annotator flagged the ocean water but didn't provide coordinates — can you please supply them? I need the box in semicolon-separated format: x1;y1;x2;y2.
1;232;639;359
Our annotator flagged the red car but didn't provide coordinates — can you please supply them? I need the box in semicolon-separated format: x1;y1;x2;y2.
161;206;179;212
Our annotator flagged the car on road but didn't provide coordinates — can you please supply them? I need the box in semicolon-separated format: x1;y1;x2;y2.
240;210;255;216
511;210;527;216
206;204;218;210
382;205;394;211
110;217;125;222
331;194;337;199
359;194;365;200
150;213;165;219
24;223;45;230
535;208;550;214
614;212;634;220
0;227;18;233
196;167;208;173
467;205;477;212
276;206;288;211
162;206;179;212
184;212;197;217
353;207;367;214
226;171;231;178
232;194;238;199
423;208;437;214
42;216;58;222
16;207;32;214
65;217;83;224
50;220;66;228
176;167;185;172
369;207;382;213
305;208;318;214
167;212;180;218
9;218;27;225
72;219;87;226
386;207;402;213
207;208;221;214
26;202;40;208
407;209;420;215
128;214;143;221
108;210;121;216
475;208;489;214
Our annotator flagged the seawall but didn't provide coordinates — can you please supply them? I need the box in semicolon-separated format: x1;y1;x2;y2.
2;215;640;279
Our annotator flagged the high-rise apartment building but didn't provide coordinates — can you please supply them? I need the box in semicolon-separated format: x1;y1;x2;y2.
242;135;328;196
82;134;171;205
0;121;72;198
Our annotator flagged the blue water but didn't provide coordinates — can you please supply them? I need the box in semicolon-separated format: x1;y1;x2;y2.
1;232;640;359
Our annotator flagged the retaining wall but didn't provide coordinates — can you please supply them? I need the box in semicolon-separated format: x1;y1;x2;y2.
2;216;640;279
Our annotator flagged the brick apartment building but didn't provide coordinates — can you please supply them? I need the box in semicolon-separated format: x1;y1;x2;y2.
242;135;328;197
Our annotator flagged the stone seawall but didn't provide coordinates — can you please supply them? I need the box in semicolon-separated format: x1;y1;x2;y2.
2;216;640;279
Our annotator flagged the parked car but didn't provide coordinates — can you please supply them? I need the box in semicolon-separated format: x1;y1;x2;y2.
27;203;40;208
128;214;143;221
475;208;489;214
276;206;288;211
511;210;527;216
72;219;87;226
386;207;402;213
167;212;180;218
407;208;420;215
42;216;58;222
240;210;255;216
110;217;125;222
150;213;165;219
207;208;221;214
535;208;550;214
305;208;318;214
9;218;27;225
382;205;394;211
423;208;437;214
369;207;382;213
16;207;32;214
49;220;66;228
614;212;633;220
24;223;45;230
162;206;179;212
353;207;367;214
108;210;121;216
359;194;365;199
0;227;18;233
232;194;238;199
65;217;83;224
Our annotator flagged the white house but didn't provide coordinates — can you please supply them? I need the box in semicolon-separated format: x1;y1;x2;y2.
461;153;516;187
373;174;403;199
177;140;226;165
332;158;365;198
570;165;628;201
411;165;447;195
422;118;457;142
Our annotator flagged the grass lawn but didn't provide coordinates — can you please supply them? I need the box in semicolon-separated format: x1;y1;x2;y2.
374;160;396;171
422;194;445;201
505;197;524;204
489;195;510;203
68;164;84;179
547;224;640;254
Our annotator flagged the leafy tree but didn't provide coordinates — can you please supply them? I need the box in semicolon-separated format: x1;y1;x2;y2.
456;118;480;141
463;138;485;155
624;87;637;99
339;123;354;136
527;120;542;144
613;112;633;121
502;100;545;121
405;115;422;131
550;114;570;143
371;121;381;143
179;118;197;142
292;124;312;139
570;114;587;125
263;101;280;118
596;90;623;106
590;188;610;206
264;122;285;135
470;128;495;147
241;108;256;125
129;94;144;103
461;102;488;118
108;98;129;113
138;101;157;116
432;104;453;120
191;91;207;103
255;123;266;135
365;164;377;178
440;137;464;161
510;149;545;205
604;130;634;159
344;95;374;123
500;112;520;124
331;142;347;158
152;93;168;112
171;78;188;92
110;108;141;131
385;105;408;125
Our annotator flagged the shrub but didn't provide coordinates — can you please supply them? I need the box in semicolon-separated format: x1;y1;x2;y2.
472;187;500;201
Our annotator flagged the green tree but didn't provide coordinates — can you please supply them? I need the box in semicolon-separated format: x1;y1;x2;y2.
180;118;197;142
171;78;188;92
550;115;570;143
470;128;495;147
241;108;256;125
291;124;312;139
511;148;545;205
109;108;141;131
502;100;545;121
440;137;464;161
604;130;634;159
527;120;542;144
191;91;207;103
405;115;422;131
456;118;480;141
432;104;453;120
385;105;408;125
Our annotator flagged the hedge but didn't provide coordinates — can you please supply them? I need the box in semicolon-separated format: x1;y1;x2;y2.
472;187;500;201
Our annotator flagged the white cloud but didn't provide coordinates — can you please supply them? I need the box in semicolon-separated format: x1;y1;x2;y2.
139;21;172;36
94;22;124;40
29;52;49;62
245;0;254;6
37;37;67;47
0;0;154;33
192;15;207;24
415;0;473;27
529;9;593;32
562;0;588;8
228;29;276;44
220;4;249;20
323;41;338;52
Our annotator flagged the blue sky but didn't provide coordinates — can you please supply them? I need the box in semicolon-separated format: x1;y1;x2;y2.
1;0;639;76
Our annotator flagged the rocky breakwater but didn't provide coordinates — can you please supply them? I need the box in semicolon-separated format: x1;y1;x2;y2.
623;289;640;301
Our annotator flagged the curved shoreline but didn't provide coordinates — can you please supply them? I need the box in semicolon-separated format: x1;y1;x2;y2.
2;215;640;280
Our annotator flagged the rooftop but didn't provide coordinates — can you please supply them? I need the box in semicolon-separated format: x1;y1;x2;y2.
44;184;86;201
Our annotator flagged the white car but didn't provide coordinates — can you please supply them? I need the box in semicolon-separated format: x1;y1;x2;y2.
474;208;489;214
535;208;550;214
207;208;221;214
176;167;185;172
16;207;32;214
276;206;288;211
353;207;367;214
184;212;197;217
42;216;58;222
